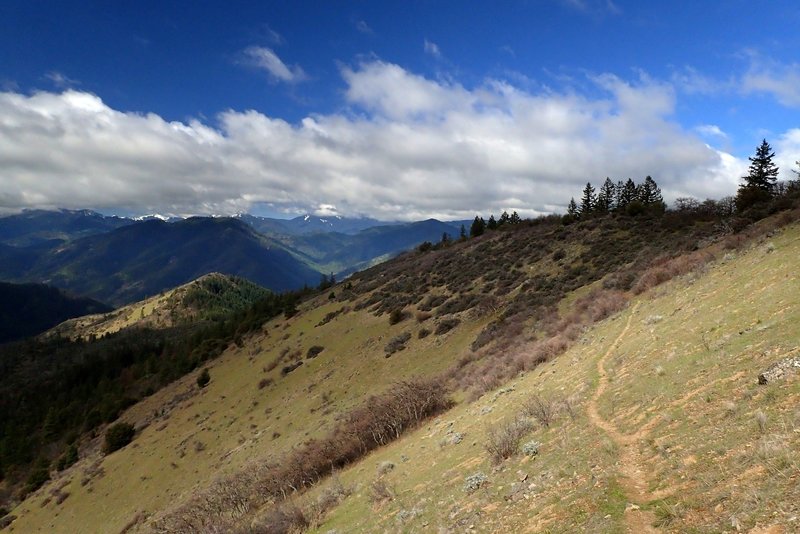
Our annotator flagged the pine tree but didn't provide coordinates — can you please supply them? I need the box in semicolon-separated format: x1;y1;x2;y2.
567;198;578;218
469;216;486;237
615;180;625;209
459;224;467;240
638;176;663;204
742;139;779;193
580;182;596;216
618;178;637;209
596;178;616;213
487;214;498;230
498;211;510;226
510;211;521;224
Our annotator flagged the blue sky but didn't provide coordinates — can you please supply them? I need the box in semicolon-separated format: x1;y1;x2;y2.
1;0;799;219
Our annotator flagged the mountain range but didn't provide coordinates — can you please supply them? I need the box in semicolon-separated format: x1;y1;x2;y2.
0;209;460;306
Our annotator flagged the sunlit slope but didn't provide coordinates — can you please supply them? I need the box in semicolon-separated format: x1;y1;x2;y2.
8;293;489;533
303;226;799;533
46;272;270;339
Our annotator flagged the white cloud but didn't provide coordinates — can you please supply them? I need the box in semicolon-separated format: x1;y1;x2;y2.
355;20;374;35
241;46;307;83
424;39;442;59
742;58;800;108
775;129;800;179
0;63;751;220
695;124;727;139
44;71;80;89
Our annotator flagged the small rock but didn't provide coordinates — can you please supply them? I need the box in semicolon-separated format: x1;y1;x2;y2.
758;357;800;384
518;471;528;482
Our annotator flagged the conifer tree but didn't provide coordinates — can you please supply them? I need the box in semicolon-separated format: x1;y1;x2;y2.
580;182;596;216
498;211;510;226
618;178;637;209
510;211;521;224
470;216;486;237
567;198;578;218
596;178;615;213
459;224;467;240
743;139;779;193
615;180;625;209
637;176;663;205
487;214;498;230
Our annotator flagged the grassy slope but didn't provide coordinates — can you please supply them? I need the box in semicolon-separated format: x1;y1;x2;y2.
9;220;800;533
307;224;799;533
8;294;489;532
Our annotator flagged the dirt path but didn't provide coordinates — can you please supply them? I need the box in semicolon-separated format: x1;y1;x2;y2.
586;304;663;533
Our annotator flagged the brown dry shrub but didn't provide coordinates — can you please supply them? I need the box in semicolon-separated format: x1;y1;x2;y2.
485;417;534;463
523;395;556;427
632;250;714;295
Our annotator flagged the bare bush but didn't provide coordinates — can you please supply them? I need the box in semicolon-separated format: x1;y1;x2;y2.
251;502;309;534
369;478;394;504
523;395;555;428
484;417;534;463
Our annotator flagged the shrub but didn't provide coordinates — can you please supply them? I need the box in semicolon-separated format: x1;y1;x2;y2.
388;309;408;325
104;422;135;454
435;318;460;335
56;444;79;471
306;345;325;359
463;472;488;493
280;361;303;376
23;466;50;495
254;502;309;534
484;418;534;463
522;440;541;456
196;368;210;388
417;328;431;339
369;479;394;504
384;332;412;356
523;395;555;427
258;377;274;389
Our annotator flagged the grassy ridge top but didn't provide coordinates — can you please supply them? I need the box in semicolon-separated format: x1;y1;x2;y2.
48;273;272;340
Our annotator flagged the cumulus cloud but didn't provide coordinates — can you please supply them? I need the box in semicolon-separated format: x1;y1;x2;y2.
241;46;307;83
0;62;750;220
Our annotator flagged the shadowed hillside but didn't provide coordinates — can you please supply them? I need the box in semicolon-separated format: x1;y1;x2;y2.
0;282;111;344
0;217;320;306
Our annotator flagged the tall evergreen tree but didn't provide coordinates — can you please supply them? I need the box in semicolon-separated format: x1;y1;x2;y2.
596;178;616;213
459;224;467;240
637;176;663;204
510;211;521;224
580;182;596;216
615;180;625;209
618;178;638;209
498;211;510;226
742;139;779;193
487;214;498;230
469;216;486;237
567;198;579;218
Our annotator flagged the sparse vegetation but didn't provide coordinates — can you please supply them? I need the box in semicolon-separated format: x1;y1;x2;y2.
484;417;534;463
